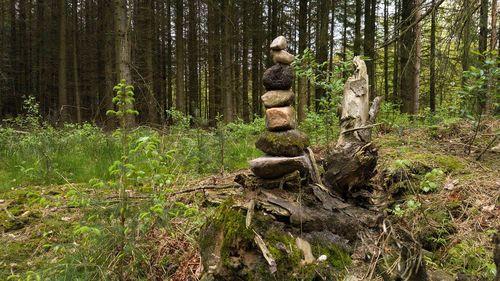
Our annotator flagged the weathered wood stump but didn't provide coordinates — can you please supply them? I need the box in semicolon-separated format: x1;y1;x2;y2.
324;56;382;197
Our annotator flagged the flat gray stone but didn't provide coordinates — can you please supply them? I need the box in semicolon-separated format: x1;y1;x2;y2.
261;90;294;108
249;155;310;179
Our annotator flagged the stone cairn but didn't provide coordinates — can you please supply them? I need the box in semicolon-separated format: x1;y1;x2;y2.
249;36;312;180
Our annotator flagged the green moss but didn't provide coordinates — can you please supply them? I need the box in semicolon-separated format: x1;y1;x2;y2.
411;153;465;172
311;239;351;270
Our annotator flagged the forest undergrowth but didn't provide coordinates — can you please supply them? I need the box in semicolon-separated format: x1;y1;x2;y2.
0;101;498;280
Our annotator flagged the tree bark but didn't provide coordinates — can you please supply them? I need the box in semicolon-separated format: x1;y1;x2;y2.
58;0;68;122
114;0;135;126
315;0;330;111
363;0;376;99
188;0;199;120
175;0;185;114
222;0;233;123
241;0;250;123
479;0;489;55
354;0;362;56
430;0;436;113
297;0;307;122
72;0;81;123
491;0;498;51
399;0;421;114
383;0;389;101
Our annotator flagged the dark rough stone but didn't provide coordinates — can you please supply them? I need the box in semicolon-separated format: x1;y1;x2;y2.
255;130;309;157
262;64;294;91
249;155;309;179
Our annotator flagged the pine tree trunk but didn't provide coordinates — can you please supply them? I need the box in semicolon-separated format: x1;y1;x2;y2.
188;0;199;120
222;0;233;123
399;0;421;114
479;0;489;54
383;0;389;101
114;0;135;126
315;0;330;111
297;0;307;122
241;0;250;123
363;0;376;100
251;0;262;119
58;0;68;122
72;0;81;123
354;0;362;56
430;0;436;113
175;0;185;114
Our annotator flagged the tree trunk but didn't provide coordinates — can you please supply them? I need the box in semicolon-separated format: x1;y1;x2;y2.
175;0;185;114
241;0;250;123
222;0;233;123
461;0;471;86
383;0;389;101
429;0;436;113
144;0;158;124
188;0;199;120
251;0;262;119
58;0;68;122
393;0;400;102
72;0;81;123
399;0;421;114
166;0;173;117
315;0;330;111
325;57;382;195
491;0;498;51
479;0;488;55
354;0;362;56
207;0;217;125
114;0;135;126
297;0;307;122
363;0;376;99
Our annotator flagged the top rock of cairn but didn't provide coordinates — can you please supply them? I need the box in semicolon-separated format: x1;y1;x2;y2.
270;36;287;50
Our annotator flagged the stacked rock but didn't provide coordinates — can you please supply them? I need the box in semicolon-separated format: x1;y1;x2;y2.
249;36;311;179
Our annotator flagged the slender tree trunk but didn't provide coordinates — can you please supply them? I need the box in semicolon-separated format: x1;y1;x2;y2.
461;0;471;86
297;0;307;122
251;0;262;119
207;0;217;125
222;0;233;123
383;0;389;101
479;0;488;55
58;0;68;122
399;0;421;114
354;0;362;56
175;0;185;114
342;0;348;77
430;0;436;113
73;0;81;123
188;0;199;120
144;0;158;124
315;0;330;111
241;0;250;122
363;0;376;99
166;0;173;116
114;0;135;126
393;0;400;102
491;0;498;51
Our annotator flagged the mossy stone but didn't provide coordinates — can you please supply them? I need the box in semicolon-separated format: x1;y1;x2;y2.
255;130;309;157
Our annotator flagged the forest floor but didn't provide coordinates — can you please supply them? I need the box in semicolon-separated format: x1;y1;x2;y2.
0;118;498;280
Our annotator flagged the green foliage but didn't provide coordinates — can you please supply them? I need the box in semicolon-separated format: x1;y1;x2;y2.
458;51;500;117
419;168;444;193
446;241;496;279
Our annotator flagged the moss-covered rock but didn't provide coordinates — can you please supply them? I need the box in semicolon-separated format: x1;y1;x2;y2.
255;130;309;157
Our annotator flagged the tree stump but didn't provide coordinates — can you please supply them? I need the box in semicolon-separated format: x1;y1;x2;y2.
324;56;382;197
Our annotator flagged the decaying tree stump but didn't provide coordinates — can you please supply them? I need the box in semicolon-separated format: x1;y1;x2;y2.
324;56;382;197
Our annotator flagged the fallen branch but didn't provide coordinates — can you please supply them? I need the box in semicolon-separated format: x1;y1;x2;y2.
342;123;383;134
170;183;240;196
476;135;498;161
